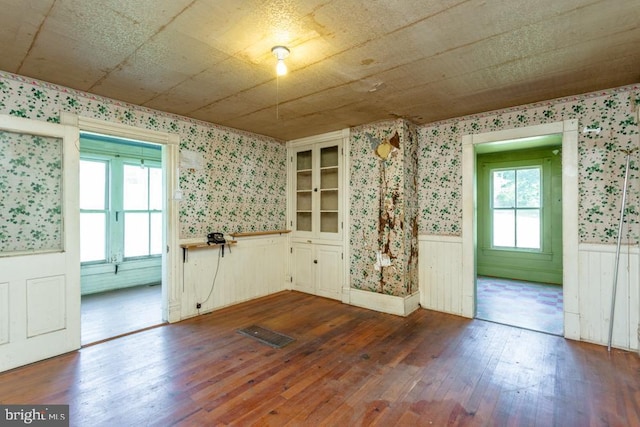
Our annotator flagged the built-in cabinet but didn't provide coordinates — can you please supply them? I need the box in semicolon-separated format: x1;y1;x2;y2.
288;130;348;301
293;141;341;237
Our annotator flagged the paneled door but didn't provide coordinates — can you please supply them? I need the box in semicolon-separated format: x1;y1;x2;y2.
0;115;80;372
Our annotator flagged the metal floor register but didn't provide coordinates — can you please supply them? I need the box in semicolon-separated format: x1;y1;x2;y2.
237;325;295;348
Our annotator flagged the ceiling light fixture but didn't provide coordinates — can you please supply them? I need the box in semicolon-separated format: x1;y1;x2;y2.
271;45;290;76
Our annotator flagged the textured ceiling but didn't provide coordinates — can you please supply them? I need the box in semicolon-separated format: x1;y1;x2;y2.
1;0;639;140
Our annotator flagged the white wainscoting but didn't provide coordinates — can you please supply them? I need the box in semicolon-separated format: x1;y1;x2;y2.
180;235;288;319
578;244;639;351
419;235;464;316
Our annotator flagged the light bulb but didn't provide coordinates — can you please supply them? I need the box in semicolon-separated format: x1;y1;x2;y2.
276;59;287;76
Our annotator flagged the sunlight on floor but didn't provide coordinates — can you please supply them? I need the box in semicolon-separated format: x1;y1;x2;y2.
476;276;563;335
81;284;163;345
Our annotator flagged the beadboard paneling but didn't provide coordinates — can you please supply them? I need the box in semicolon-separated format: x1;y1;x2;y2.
419;235;464;316
578;244;639;350
181;236;288;319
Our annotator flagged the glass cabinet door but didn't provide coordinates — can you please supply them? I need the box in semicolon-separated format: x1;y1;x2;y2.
291;140;341;239
319;145;339;233
295;149;313;232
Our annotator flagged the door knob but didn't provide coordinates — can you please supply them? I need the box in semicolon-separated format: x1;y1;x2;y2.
313;260;318;264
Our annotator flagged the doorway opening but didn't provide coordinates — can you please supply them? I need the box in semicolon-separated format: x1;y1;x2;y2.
461;120;579;339
79;132;165;344
474;138;563;335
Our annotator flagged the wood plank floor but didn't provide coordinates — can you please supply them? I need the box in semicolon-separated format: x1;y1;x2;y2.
81;284;163;345
1;291;638;426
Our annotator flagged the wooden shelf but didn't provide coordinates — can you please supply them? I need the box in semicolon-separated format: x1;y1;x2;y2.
180;241;237;250
180;241;237;262
229;230;291;238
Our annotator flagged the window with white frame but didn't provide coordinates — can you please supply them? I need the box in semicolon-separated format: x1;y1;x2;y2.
79;155;162;263
80;159;108;262
491;166;541;250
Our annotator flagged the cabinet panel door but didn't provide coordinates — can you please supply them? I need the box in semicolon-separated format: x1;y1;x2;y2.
292;243;314;293
315;245;342;300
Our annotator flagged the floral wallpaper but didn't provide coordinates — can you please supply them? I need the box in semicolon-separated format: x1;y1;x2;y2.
1;69;637;299
418;86;640;244
0;72;287;241
0;131;62;253
350;119;419;296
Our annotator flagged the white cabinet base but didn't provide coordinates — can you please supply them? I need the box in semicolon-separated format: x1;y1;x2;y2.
292;242;342;301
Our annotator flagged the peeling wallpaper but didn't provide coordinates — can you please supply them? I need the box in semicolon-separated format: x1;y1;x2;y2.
418;87;640;244
349;86;639;297
349;119;419;296
402;120;419;296
0;72;287;241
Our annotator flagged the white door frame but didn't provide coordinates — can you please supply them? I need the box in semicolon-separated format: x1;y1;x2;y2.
62;114;182;323
461;120;580;340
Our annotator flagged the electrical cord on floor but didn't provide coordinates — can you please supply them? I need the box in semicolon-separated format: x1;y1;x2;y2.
196;245;223;309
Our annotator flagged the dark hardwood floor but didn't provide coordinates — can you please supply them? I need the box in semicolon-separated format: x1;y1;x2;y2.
1;291;638;426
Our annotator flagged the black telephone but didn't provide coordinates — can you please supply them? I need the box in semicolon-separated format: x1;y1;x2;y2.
207;232;226;245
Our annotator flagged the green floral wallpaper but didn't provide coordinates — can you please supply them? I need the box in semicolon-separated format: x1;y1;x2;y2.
0;72;287;242
0;131;62;253
1;70;637;297
418;86;640;244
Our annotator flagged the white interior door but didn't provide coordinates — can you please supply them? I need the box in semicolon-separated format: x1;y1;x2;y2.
0;115;80;372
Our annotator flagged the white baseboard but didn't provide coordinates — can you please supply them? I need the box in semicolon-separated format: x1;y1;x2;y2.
349;289;420;317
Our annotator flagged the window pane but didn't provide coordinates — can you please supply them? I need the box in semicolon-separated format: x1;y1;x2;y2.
517;210;540;249
516;168;541;208
80;160;106;210
124;212;149;257
80;212;106;262
150;212;162;255
123;164;148;210
493;209;515;247
492;170;515;208
149;167;162;211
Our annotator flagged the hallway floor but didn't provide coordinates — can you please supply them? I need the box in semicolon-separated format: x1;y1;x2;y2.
476;276;563;335
81;284;164;345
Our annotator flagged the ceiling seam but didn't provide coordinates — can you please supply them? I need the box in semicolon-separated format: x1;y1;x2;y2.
16;0;58;74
